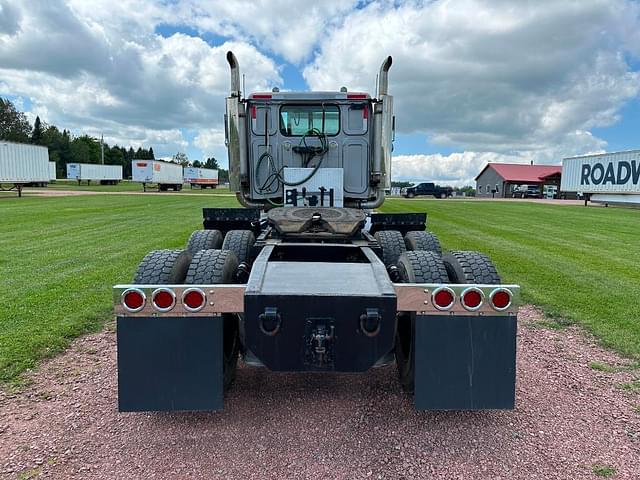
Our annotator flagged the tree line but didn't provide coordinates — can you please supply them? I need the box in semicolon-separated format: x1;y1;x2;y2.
1;97;228;182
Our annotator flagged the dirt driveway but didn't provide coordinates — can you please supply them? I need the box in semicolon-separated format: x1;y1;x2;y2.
1;306;639;479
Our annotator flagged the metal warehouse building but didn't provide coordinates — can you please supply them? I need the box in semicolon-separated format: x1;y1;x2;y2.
474;163;562;198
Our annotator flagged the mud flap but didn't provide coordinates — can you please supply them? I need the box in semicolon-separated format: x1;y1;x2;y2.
117;316;224;412
414;314;517;410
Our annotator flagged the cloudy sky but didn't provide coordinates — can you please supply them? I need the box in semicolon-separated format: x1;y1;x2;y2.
1;0;639;185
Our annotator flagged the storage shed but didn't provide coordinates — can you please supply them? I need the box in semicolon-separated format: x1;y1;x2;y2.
474;163;562;198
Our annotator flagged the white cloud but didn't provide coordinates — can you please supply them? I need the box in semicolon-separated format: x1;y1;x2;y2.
0;0;281;159
193;128;227;164
1;0;639;183
306;0;640;182
392;130;608;186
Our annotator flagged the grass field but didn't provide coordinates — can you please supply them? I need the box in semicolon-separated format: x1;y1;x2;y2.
1;195;639;384
42;179;232;194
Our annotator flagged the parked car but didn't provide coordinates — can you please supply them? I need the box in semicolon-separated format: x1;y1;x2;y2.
401;182;453;198
512;184;542;199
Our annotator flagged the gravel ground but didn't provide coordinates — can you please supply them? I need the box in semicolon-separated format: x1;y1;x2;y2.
1;306;639;479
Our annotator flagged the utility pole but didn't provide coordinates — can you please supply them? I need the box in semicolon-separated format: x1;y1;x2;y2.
101;135;104;164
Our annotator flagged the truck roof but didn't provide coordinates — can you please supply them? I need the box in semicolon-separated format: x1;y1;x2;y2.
249;91;371;101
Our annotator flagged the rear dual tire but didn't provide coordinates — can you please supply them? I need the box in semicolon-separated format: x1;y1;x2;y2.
187;229;223;254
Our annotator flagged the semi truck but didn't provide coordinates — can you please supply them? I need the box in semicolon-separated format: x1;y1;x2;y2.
184;166;218;189
114;52;519;412
0;142;50;196
132;159;183;191
66;163;123;185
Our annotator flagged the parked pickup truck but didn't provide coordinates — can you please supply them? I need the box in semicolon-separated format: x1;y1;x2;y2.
402;182;453;198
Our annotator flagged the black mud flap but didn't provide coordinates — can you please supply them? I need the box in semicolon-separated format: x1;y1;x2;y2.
414;314;517;410
117;316;224;412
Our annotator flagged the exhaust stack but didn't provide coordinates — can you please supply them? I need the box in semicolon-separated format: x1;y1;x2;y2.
378;56;392;97
227;51;241;97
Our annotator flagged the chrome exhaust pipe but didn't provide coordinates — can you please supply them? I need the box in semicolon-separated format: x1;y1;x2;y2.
227;51;241;97
378;56;392;97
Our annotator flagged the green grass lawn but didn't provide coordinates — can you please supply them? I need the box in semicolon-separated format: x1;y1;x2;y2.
0;194;237;383
383;198;640;357
39;179;232;194
1;195;639;384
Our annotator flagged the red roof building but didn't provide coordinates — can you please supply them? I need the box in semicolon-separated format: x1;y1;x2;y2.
475;163;562;198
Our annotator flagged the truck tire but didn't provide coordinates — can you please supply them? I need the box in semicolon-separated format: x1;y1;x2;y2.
395;251;449;393
186;229;223;254
133;249;192;283
374;230;406;267
407;191;415;198
442;251;501;284
222;230;256;264
184;249;239;284
185;249;240;389
404;231;442;255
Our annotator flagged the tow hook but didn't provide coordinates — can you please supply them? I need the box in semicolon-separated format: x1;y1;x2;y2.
259;307;281;336
360;308;381;337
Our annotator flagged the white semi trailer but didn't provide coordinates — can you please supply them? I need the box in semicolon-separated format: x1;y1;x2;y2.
562;150;640;205
0;142;50;196
66;163;123;185
49;161;57;181
183;167;218;189
132;160;183;191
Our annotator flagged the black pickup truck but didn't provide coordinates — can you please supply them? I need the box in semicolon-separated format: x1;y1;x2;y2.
402;182;453;199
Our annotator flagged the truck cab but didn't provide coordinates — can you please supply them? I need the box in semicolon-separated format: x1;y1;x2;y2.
226;53;394;210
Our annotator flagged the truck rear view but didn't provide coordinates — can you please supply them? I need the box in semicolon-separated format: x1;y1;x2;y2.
114;52;519;412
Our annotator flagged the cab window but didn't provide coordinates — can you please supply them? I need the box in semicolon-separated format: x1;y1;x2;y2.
279;105;340;136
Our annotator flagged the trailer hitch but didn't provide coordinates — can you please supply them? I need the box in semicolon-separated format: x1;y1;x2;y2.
304;319;336;369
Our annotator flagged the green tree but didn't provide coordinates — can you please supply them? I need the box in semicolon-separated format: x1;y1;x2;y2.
31;116;44;144
173;152;189;167
149;147;155;159
192;160;202;168
0;97;31;142
204;157;219;169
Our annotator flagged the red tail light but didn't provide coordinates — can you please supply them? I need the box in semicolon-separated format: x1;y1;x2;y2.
347;93;368;99
183;288;206;312
122;288;145;312
432;287;455;310
252;94;272;99
461;287;484;311
490;288;512;311
152;288;176;312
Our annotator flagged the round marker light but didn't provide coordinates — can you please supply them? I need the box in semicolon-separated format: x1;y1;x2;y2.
490;288;512;311
183;288;206;312
461;287;484;311
152;288;176;312
122;288;145;312
432;287;455;310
